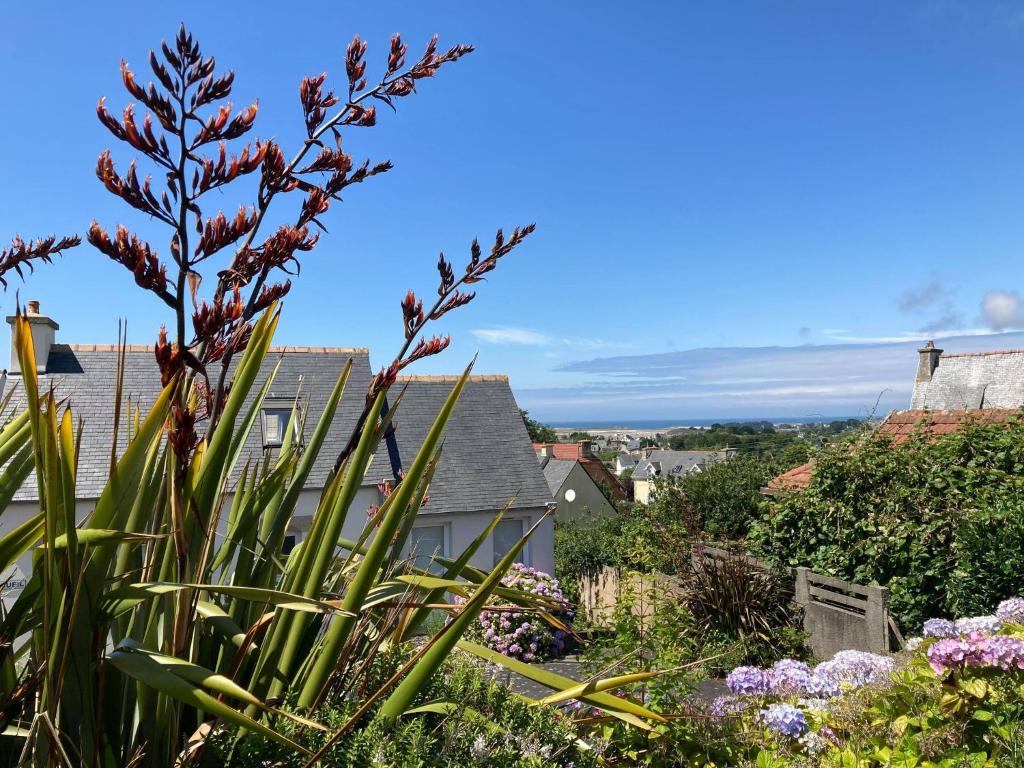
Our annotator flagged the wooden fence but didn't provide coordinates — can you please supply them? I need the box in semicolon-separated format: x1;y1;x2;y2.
578;547;900;657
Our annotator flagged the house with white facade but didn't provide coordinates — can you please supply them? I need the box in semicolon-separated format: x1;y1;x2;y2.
631;448;735;504
0;304;553;605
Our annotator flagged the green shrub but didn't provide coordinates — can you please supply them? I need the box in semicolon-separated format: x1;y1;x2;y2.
686;551;809;667
209;651;598;768
750;414;1024;630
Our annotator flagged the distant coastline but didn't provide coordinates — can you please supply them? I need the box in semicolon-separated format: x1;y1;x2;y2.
551;416;858;431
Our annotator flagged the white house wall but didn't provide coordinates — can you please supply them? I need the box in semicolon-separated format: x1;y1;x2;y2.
1;489;555;609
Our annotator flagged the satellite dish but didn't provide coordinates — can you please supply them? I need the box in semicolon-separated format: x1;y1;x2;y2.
564;489;576;502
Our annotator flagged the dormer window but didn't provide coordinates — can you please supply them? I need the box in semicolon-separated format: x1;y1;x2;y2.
261;399;298;449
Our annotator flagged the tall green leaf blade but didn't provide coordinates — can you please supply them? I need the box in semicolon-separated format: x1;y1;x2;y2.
108;647;310;755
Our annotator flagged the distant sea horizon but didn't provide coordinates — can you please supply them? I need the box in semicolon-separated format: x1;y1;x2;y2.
551;416;859;430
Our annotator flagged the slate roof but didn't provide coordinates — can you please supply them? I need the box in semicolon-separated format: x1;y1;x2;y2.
911;349;1024;410
631;449;730;480
382;376;552;515
4;346;551;514
531;443;626;500
538;457;576;495
762;408;1022;495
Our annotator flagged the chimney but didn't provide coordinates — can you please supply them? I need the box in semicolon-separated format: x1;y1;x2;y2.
538;445;554;459
6;301;59;375
578;440;593;458
916;340;942;383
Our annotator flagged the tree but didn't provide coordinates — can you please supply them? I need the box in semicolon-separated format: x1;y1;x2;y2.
521;408;556;443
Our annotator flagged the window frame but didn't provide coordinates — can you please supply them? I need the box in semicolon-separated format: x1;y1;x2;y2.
261;398;300;449
408;522;451;572
492;516;532;568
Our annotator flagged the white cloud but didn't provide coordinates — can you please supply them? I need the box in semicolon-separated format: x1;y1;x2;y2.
516;329;1024;420
824;328;991;344
981;290;1024;330
470;327;631;351
470;327;551;345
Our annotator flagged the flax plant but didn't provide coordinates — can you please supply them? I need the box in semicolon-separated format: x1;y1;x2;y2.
0;26;668;768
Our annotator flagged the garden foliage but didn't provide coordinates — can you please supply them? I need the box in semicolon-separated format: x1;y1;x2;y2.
750;414;1024;630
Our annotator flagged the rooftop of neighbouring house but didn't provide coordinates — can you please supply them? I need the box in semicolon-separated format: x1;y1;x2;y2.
2;306;551;514
763;408;1022;495
911;341;1024;410
532;441;626;500
630;448;733;480
537;456;576;495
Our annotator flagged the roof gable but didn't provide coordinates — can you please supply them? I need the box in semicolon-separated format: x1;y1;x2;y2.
912;349;1024;410
6;347;551;514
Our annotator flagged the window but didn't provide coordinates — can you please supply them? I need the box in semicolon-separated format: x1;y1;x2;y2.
493;518;530;567
282;535;297;556
261;401;298;448
409;525;448;573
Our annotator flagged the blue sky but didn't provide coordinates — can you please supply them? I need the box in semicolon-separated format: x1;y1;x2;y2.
2;1;1024;421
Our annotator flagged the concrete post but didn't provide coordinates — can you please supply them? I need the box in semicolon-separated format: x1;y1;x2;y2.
794;567;810;607
863;583;891;654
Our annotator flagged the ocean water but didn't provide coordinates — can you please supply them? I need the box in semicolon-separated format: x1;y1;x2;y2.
552;416;857;430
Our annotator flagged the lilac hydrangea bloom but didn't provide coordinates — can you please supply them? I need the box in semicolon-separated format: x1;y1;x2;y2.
927;636;984;673
465;566;572;661
954;615;1003;636
769;659;813;695
996;597;1024;624
929;632;1024;673
760;703;808;738
923;618;957;638
980;635;1024;670
708;695;749;718
813;650;895;691
803;672;841;699
726;666;771;695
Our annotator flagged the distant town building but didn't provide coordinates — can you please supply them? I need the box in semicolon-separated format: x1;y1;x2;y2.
631;448;735;504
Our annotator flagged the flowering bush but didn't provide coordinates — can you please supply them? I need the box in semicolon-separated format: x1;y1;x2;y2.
469;564;572;662
688;594;1024;766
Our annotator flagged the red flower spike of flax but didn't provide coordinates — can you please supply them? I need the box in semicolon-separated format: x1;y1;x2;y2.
0;234;80;289
91;24;481;450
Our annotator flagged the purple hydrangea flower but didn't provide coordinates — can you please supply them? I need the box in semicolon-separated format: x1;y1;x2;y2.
996;597;1024;624
726;666;771;695
927;636;983;673
760;703;808;738
979;635;1024;670
769;659;813;695
803;672;841;699
923;618;957;638
813;650;894;691
464;565;572;661
708;695;750;718
954;615;1003;636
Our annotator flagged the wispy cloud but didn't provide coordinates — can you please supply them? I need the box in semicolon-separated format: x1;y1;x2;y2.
471;326;630;351
470;327;550;346
516;329;1024;420
823;328;991;344
896;278;946;312
893;278;965;335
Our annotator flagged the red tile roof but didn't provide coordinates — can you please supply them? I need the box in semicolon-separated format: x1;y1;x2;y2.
763;408;1021;495
533;443;627;501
